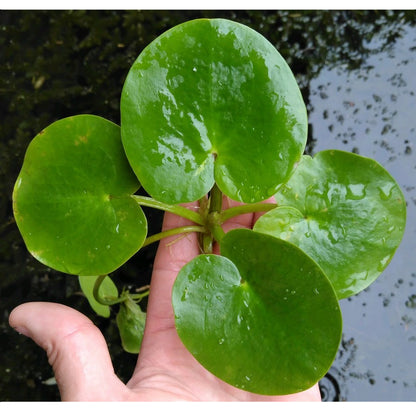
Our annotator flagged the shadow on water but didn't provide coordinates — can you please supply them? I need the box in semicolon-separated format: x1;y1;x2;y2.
0;10;415;400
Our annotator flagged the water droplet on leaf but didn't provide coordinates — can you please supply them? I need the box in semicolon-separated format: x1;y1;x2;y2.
346;183;367;200
328;228;341;244
378;255;392;271
378;184;394;200
181;287;189;301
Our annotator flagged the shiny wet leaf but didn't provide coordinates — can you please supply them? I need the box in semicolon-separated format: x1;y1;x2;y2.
121;18;307;204
172;229;342;395
254;150;406;298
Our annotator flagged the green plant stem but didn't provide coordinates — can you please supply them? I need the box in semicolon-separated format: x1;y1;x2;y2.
209;184;223;213
210;221;226;242
130;290;150;301
132;195;204;225
142;225;207;247
93;275;125;306
220;202;278;222
93;276;151;306
200;184;225;250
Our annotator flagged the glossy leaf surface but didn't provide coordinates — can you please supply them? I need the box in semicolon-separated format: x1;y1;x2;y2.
121;18;307;204
78;275;118;318
255;150;406;298
116;297;146;354
172;229;342;395
13;115;147;276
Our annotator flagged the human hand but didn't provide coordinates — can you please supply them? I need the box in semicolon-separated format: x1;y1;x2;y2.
9;198;321;401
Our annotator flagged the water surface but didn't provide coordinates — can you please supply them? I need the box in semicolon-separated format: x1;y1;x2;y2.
310;23;416;401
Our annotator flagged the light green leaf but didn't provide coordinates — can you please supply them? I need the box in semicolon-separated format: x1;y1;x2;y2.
116;297;146;354
78;275;118;318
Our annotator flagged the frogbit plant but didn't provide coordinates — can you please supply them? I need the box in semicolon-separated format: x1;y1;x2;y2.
12;18;406;395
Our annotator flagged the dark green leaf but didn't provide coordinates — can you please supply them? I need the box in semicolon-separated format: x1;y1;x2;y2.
121;18;307;204
254;150;406;298
13;115;147;275
172;229;342;395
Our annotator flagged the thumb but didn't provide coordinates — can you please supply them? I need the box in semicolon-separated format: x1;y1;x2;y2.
9;302;127;401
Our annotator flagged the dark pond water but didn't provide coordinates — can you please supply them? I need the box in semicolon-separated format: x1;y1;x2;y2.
0;10;415;401
309;23;416;401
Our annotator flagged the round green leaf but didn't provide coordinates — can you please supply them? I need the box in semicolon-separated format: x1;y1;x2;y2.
13;115;147;276
172;229;342;395
254;150;406;298
121;18;307;204
116;297;146;354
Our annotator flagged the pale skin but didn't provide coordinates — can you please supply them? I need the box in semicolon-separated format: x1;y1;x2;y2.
9;197;321;401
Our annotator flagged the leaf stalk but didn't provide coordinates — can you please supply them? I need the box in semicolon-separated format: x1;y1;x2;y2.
93;275;126;306
132;195;204;225
142;225;207;248
220;202;278;222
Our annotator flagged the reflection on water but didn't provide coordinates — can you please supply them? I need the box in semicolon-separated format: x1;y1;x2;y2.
311;23;416;401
